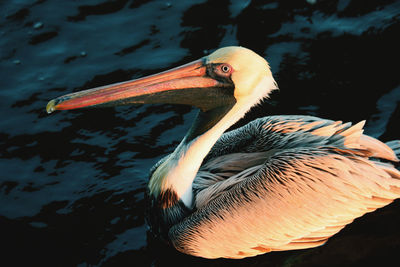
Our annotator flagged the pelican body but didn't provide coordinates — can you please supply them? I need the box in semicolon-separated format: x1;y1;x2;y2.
47;47;400;259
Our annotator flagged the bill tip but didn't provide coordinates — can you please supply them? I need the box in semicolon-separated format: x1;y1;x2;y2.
46;99;57;114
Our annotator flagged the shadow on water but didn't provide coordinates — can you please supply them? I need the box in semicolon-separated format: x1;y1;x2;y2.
1;0;400;266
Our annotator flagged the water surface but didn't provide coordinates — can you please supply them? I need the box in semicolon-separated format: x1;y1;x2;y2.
1;0;400;266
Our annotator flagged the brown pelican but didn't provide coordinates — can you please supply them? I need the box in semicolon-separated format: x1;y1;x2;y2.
47;46;400;259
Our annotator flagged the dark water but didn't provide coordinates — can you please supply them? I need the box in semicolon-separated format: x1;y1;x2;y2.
1;0;400;266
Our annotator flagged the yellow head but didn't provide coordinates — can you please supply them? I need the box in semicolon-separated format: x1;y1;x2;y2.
206;46;276;100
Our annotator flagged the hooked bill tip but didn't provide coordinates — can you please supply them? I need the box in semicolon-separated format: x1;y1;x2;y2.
46;99;57;114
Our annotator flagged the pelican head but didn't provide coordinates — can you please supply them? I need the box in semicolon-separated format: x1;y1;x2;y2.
206;47;275;99
47;47;277;118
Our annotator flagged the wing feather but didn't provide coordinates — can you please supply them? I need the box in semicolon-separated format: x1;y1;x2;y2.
171;116;400;259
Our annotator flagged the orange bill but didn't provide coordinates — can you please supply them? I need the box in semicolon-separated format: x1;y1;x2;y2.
46;59;232;114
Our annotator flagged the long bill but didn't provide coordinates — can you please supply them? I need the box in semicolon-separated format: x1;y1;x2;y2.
46;59;232;114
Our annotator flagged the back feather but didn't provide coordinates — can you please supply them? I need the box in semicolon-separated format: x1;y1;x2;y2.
176;115;400;258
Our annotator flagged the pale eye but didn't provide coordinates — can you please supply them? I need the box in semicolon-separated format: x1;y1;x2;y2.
221;64;231;73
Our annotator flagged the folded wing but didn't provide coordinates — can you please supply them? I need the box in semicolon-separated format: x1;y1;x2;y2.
170;116;400;259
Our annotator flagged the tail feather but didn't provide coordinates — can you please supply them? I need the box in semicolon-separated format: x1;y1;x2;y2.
358;135;399;162
375;140;400;179
386;140;400;161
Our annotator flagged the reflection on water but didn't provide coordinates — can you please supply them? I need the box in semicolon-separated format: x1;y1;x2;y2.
1;0;400;266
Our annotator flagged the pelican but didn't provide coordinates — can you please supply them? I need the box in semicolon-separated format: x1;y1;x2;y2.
47;46;400;259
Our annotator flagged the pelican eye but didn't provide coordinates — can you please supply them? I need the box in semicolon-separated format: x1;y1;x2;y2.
221;64;231;73
213;63;232;77
220;64;232;73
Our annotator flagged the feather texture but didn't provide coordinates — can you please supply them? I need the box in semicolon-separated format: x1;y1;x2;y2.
169;115;400;259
